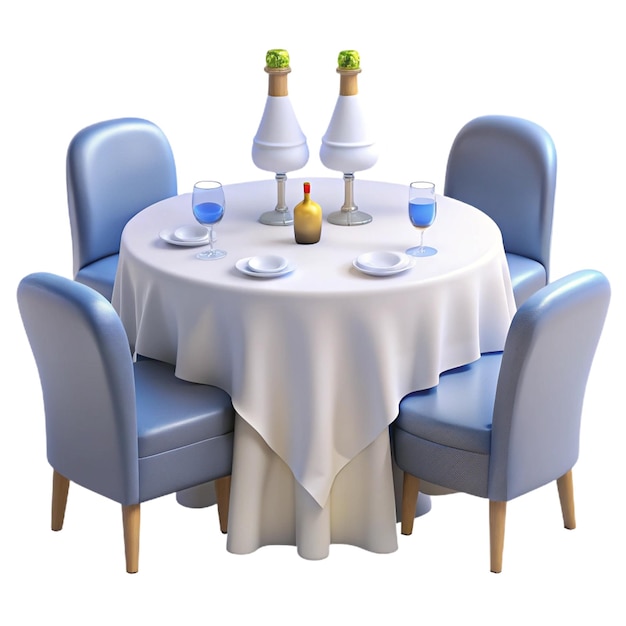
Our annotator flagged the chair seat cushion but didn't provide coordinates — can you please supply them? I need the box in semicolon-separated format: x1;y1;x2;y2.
395;352;503;454
134;359;235;457
75;254;118;301
507;253;546;307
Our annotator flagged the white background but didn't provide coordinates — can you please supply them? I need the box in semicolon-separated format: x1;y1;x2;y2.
2;1;624;623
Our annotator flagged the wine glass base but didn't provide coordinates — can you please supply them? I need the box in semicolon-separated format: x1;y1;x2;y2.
196;249;227;260
327;210;372;226
406;246;437;257
259;209;293;226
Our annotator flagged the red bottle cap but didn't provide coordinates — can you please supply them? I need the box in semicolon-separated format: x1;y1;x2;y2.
303;182;311;193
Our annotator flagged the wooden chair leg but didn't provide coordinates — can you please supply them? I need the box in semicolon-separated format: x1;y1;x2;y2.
122;504;140;574
51;470;70;531
489;500;507;573
557;469;576;530
215;475;231;534
401;472;421;535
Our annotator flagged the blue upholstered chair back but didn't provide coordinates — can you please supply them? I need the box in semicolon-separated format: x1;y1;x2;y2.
67;117;177;295
444;115;557;279
488;269;610;501
18;272;141;502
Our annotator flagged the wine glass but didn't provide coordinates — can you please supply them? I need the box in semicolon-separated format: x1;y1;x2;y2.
407;181;437;257
192;180;226;260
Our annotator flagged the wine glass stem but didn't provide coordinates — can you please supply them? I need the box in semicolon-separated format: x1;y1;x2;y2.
208;226;214;252
419;230;425;251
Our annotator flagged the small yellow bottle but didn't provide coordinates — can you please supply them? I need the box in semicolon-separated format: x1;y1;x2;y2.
294;181;322;244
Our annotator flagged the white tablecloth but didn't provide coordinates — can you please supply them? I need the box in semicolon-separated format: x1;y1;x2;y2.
113;177;516;558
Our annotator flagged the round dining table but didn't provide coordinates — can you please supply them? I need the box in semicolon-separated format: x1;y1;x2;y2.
112;176;516;559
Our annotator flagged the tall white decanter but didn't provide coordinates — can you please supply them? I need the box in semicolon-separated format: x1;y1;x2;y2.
320;50;377;226
252;49;309;226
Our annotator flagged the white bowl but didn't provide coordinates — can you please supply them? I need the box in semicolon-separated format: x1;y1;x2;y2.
174;225;209;242
247;254;289;273
356;250;407;272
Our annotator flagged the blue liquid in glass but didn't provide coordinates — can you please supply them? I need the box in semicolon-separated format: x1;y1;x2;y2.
409;198;436;228
193;201;224;225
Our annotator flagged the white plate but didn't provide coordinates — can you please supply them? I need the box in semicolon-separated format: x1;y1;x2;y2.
356;250;410;273
352;256;415;276
174;224;210;242
159;228;210;247
247;254;289;273
236;257;296;278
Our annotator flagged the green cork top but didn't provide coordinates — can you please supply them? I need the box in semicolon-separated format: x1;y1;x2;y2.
337;50;360;70
266;49;290;68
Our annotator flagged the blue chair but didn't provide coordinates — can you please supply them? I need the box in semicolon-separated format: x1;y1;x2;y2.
444;115;557;307
17;273;234;573
392;270;610;572
67;117;177;301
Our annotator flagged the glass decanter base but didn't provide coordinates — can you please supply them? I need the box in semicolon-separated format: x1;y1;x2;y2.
259;209;293;226
327;209;372;226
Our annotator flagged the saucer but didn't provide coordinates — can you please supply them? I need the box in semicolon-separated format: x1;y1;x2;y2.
354;251;414;275
159;227;210;247
174;225;210;242
247;254;289;273
236;257;295;278
353;253;415;276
